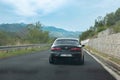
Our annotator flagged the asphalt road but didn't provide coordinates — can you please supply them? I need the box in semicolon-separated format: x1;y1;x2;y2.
0;50;116;80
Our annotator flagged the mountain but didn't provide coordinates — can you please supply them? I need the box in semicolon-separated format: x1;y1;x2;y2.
0;23;26;32
0;23;81;38
42;26;81;38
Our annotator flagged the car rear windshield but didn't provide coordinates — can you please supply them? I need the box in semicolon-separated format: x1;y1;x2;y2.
54;39;79;45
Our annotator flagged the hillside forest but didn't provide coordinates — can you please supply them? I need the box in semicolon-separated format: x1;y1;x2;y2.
0;22;53;46
80;8;120;40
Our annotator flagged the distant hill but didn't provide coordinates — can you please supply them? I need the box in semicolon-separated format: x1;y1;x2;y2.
42;26;81;38
0;23;81;38
0;23;26;32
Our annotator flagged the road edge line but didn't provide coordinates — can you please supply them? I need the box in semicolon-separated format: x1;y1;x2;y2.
84;49;120;80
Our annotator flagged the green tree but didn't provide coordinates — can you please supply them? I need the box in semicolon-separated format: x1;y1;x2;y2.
26;22;50;43
115;8;120;22
106;12;115;26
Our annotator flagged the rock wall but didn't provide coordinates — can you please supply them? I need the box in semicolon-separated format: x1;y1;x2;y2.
87;32;120;58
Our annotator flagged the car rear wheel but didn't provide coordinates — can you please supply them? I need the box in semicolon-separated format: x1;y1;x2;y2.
49;57;54;64
49;57;57;64
80;56;84;65
76;56;84;65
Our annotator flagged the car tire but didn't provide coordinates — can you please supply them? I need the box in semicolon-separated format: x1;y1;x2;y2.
77;56;84;65
49;57;58;64
80;56;84;65
49;57;54;64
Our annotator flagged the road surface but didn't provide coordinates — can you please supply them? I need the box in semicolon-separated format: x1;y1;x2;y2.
0;50;116;80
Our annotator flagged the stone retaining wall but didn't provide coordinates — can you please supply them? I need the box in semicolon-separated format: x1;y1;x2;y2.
87;33;120;58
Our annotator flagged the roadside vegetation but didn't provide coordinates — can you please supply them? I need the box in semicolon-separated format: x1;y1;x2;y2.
0;22;54;46
0;22;53;58
80;8;120;40
0;45;50;59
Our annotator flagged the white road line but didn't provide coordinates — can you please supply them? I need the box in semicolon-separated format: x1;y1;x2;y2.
84;49;120;80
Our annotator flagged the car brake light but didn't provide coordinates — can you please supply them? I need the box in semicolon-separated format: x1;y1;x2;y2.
51;47;61;51
71;47;81;51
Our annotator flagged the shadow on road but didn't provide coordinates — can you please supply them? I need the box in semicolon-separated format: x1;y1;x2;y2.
50;61;85;66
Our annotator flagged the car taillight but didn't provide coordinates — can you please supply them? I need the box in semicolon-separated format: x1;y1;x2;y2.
51;47;61;51
71;47;81;51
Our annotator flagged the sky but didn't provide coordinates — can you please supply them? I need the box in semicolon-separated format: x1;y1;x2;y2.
0;0;120;31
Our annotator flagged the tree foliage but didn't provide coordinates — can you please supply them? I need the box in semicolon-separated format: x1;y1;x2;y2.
26;22;50;43
80;8;120;40
0;22;53;46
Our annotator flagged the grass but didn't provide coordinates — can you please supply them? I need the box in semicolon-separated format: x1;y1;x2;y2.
85;46;120;65
0;46;50;59
112;20;120;33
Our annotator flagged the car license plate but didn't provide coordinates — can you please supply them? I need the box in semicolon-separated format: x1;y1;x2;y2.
60;54;72;57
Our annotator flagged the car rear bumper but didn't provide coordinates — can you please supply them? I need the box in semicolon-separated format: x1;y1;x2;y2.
54;56;81;60
50;52;83;62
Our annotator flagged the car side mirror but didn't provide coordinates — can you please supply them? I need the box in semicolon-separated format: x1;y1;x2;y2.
82;45;85;47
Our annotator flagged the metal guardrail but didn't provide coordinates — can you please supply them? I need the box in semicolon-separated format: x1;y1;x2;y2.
0;44;49;52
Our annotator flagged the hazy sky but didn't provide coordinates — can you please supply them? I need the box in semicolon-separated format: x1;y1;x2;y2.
0;0;120;31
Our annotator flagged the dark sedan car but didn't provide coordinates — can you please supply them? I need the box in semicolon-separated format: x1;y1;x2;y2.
49;38;84;64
